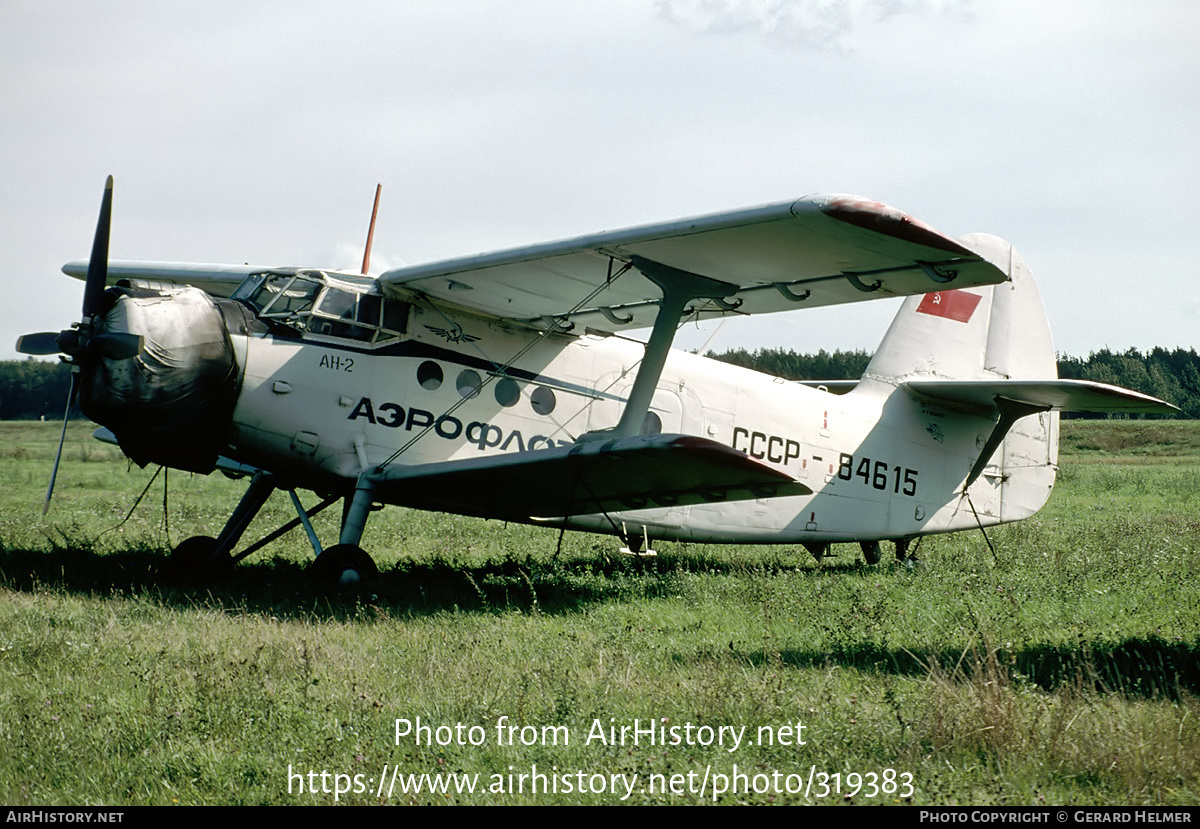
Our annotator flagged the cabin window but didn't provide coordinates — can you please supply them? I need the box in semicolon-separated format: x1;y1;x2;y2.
494;378;520;407
530;386;556;415
456;370;482;399
417;361;443;390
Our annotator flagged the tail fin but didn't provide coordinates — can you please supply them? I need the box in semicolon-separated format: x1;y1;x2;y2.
861;232;1055;388
859;233;1059;525
858;234;1173;527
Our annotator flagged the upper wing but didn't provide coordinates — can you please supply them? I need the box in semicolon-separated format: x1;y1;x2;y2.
62;260;270;299
379;194;1010;332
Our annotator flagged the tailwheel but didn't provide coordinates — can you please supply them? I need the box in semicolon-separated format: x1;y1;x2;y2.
859;540;882;565
309;544;378;587
165;535;232;580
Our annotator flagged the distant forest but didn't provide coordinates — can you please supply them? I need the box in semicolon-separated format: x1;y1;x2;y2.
708;346;1200;419
3;347;1200;419
0;359;75;421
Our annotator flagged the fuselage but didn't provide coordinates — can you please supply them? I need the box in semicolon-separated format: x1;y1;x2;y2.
215;275;1057;545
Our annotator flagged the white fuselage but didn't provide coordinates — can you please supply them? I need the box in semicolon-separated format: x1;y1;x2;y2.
224;298;1057;545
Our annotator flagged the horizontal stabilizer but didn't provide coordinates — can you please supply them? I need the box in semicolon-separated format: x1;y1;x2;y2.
904;379;1177;415
905;380;1175;491
907;381;1171;415
371;434;811;521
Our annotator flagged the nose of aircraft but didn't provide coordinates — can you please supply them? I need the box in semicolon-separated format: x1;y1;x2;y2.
79;285;242;472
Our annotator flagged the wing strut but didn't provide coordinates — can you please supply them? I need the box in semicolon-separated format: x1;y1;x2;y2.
607;256;739;439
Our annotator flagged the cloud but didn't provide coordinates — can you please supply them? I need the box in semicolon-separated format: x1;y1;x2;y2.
654;0;973;49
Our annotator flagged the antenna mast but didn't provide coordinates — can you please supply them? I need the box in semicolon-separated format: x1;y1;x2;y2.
361;184;382;274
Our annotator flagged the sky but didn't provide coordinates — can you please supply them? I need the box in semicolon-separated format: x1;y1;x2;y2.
3;0;1198;363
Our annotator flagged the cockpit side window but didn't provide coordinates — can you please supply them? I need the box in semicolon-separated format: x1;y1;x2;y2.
308;287;408;344
316;288;357;321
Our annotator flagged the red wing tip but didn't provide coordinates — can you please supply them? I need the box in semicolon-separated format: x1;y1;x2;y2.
818;195;976;257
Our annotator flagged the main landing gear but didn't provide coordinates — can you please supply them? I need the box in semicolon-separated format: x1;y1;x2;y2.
307;544;379;585
801;538;920;566
167;470;380;587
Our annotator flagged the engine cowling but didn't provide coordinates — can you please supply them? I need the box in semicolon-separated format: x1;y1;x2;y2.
80;285;246;472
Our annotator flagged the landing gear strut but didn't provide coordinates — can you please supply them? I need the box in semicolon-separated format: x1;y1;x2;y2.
309;474;380;586
166;470;380;586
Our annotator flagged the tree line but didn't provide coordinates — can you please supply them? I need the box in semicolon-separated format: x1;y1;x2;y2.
708;346;1200;419
0;359;75;420
4;346;1200;419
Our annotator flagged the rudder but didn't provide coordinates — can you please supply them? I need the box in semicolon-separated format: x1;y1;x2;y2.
861;232;1056;387
860;233;1060;525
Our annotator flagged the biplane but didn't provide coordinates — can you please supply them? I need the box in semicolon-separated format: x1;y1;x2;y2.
17;178;1174;582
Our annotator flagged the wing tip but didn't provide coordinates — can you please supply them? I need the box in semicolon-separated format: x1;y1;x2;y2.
816;194;979;258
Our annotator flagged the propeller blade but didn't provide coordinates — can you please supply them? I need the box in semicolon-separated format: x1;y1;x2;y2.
15;332;64;355
92;332;143;360
82;176;114;320
42;370;79;515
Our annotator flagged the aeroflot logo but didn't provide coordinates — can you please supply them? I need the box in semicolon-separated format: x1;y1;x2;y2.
347;397;569;452
916;289;982;323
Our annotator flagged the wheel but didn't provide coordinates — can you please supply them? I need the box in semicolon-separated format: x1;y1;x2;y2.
859;540;882;565
309;544;378;587
164;535;232;580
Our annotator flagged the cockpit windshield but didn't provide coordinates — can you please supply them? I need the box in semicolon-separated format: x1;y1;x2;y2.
231;270;408;345
234;272;323;320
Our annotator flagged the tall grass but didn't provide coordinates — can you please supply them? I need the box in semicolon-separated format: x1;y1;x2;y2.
0;421;1198;804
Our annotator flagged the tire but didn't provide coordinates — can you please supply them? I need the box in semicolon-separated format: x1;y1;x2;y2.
309;544;378;587
165;535;232;580
860;540;882;565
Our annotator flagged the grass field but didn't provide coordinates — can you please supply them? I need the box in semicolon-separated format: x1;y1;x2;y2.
1;419;1198;805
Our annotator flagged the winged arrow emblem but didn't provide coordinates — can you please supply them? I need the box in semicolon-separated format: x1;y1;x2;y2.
425;323;480;344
